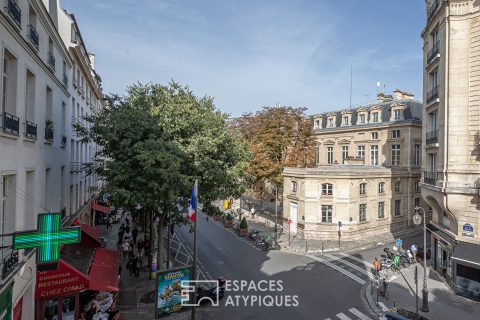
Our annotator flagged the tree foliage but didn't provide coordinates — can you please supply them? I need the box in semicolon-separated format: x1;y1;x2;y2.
232;106;316;187
75;82;249;219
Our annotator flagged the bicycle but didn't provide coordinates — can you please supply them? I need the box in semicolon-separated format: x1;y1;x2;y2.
99;236;107;248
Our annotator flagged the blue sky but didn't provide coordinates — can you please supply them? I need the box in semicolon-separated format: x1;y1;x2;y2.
61;0;425;116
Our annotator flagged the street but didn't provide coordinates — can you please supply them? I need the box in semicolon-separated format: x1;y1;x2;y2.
174;212;377;320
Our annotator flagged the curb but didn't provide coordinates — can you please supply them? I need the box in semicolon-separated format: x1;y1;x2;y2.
363;281;384;318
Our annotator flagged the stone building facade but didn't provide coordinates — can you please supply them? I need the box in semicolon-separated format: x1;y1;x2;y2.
421;0;480;300
283;91;428;242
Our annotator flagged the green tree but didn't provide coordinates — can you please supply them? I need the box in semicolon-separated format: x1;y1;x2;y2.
76;82;249;271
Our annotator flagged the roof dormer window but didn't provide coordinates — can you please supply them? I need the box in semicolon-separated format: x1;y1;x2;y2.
359;114;366;124
314;118;321;129
390;104;405;121
372;112;379;123
328;117;335;128
342;116;349;126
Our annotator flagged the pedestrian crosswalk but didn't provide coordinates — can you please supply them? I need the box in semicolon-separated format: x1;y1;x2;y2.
322;307;373;320
308;252;397;285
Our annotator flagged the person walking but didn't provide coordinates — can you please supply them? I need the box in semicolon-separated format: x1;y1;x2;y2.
373;257;381;277
127;255;135;277
122;240;130;260
116;239;122;252
106;216;113;230
117;229;124;242
411;243;418;263
393;253;400;272
250;207;255;219
137;239;144;258
134;255;141;278
132;226;138;244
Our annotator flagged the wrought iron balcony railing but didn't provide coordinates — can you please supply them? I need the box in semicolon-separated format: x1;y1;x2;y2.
0;248;19;281
1;111;19;135
28;24;39;50
7;0;21;27
427;0;439;22
426;129;438;145
423;171;438;185
62;73;68;87
45;127;54;142
47;52;55;70
25;120;37;139
427;41;439;65
426;85;438;104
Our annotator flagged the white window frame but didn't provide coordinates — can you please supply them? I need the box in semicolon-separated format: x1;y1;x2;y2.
395;199;401;216
321;205;332;223
359;204;367;222
360;183;367;195
378;202;385;219
327;147;333;164
358;146;365;159
378;182;385;194
321;183;333;196
371;145;378;165
391;144;400;166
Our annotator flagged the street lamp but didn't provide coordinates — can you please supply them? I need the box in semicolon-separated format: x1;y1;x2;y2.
274;184;278;242
412;206;429;313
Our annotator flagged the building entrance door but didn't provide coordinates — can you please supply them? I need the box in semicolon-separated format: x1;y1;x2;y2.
290;203;298;235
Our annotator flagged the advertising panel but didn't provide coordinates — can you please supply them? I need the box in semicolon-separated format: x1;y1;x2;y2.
155;267;191;318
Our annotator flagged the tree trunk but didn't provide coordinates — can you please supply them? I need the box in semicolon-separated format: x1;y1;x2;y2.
148;211;153;277
157;214;165;270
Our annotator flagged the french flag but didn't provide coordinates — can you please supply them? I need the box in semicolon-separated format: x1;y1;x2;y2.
188;182;197;222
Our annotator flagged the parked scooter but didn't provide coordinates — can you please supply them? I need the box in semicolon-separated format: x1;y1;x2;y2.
196;277;226;304
248;229;261;241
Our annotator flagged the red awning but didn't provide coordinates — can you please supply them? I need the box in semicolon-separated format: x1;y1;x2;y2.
79;224;101;247
92;201;110;214
88;248;119;292
36;260;89;300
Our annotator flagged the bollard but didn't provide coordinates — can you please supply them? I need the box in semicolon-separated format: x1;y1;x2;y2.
394;298;396;308
370;279;374;295
321;241;324;254
305;241;308;253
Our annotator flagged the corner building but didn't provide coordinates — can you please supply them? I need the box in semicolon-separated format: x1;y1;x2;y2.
283;91;429;243
421;0;480;300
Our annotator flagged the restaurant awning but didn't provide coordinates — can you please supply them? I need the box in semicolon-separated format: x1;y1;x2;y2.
451;241;480;267
88;248;119;292
91;201;110;214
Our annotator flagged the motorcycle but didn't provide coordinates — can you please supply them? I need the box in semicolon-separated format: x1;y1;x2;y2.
248;229;261;241
399;250;413;268
196;277;226;304
380;258;394;271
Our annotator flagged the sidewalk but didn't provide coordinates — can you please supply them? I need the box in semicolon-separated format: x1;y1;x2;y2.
98;213;163;319
364;263;480;319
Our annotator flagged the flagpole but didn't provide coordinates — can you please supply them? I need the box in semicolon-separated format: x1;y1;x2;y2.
191;179;198;320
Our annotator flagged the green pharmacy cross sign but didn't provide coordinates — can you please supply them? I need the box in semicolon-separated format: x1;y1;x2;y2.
13;213;81;264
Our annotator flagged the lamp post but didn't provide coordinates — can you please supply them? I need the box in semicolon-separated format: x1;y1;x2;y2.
412;206;429;313
274;184;278;242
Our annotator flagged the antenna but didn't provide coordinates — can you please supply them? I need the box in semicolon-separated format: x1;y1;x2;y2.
349;65;353;109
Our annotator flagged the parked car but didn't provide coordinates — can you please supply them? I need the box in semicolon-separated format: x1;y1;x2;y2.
380;308;429;320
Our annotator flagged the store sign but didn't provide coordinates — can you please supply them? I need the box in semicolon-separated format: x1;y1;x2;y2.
462;223;474;238
13;213;81;264
35;261;89;300
0;282;13;320
155;267;191;318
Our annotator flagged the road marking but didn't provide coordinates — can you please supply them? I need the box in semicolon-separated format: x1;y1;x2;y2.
335;312;352;320
307;255;366;285
348;308;372;320
324;318;332;320
324;254;374;280
337;252;372;267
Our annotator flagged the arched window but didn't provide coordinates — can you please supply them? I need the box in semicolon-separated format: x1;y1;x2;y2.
321;183;333;196
378;182;385;194
360;183;367;195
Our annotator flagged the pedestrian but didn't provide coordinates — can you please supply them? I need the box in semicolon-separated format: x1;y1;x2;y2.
116;239;122;252
119;223;125;234
134;255;141;278
373;257;381;277
122;240;130;260
250;207;255;219
393;254;400;272
144;239;151;258
124;232;131;242
125;224;130;234
411;243;418;263
128;240;134;257
137;239;144;257
132;226;138;244
107;216;113;230
127;255;135;276
126;216;130;226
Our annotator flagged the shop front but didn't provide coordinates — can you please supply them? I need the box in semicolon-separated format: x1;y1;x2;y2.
35;225;120;319
428;223;480;300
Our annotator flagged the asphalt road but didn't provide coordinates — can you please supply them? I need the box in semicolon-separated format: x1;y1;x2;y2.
175;212;377;320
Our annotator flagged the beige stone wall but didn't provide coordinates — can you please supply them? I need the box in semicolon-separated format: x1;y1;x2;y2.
421;0;480;244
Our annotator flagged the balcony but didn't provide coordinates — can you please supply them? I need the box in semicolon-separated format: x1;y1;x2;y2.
44;127;54;142
1;111;19;135
25;120;37;139
427;0;440;22
47;52;55;70
426;85;438;104
62;73;68;87
426;129;438;145
61;134;67;148
28;24;39;50
423;171;438;185
0;248;19;281
427;41;439;65
70;162;84;173
6;0;21;28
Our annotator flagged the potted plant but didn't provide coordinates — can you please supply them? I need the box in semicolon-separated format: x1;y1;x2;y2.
224;212;233;228
239;217;248;237
213;206;223;221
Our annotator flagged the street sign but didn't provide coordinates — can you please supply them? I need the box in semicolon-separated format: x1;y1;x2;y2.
288;219;292;225
13;213;81;265
395;238;403;248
